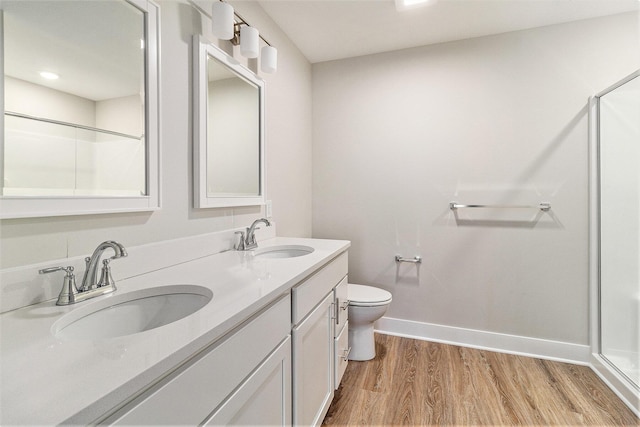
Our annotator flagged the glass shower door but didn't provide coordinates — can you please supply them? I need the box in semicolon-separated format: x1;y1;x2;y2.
599;72;640;388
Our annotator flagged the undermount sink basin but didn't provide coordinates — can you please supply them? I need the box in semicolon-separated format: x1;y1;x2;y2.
253;245;314;259
52;285;213;340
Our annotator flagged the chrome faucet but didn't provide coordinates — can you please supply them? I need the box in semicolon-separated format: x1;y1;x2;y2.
235;218;271;251
81;241;127;291
39;240;127;305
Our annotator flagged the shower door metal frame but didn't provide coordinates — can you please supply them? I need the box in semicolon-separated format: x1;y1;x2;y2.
589;69;640;417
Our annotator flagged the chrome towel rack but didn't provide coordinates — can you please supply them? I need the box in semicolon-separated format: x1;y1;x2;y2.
395;255;422;264
449;202;551;211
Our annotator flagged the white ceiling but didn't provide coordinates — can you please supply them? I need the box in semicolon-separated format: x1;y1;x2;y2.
256;0;640;63
4;0;638;101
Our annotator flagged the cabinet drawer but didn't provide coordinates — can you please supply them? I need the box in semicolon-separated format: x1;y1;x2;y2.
334;320;349;389
108;294;291;426
293;251;347;324
333;276;348;336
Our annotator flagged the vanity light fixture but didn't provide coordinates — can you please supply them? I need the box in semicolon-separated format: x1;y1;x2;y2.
260;45;278;74
39;71;59;80
395;0;438;11
208;0;278;73
240;25;259;58
212;1;234;40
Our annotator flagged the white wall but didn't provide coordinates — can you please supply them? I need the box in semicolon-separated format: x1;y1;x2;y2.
96;95;143;136
0;0;313;268
4;76;96;126
312;13;640;348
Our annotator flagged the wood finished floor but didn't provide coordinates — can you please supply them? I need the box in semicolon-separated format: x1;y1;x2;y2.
323;334;639;426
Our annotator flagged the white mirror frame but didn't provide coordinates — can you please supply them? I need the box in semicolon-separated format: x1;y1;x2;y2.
0;0;161;219
193;35;265;209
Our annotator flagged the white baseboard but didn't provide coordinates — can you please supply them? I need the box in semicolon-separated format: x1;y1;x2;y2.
375;316;591;365
590;354;640;417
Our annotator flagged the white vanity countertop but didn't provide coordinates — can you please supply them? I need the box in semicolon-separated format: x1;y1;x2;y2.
0;236;350;425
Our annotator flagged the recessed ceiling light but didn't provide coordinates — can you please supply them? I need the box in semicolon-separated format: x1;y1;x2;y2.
395;0;438;11
39;71;59;80
405;0;430;5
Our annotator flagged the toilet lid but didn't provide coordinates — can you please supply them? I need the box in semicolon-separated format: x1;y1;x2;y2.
348;284;392;306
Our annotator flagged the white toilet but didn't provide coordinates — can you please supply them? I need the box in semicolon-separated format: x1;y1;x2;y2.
347;284;392;361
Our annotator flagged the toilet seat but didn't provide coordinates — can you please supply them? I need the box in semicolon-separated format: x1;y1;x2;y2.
348;284;392;307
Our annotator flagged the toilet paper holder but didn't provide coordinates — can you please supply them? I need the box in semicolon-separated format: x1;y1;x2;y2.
395;255;422;264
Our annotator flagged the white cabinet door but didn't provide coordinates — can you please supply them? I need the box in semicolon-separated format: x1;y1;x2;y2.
203;337;291;426
292;292;334;427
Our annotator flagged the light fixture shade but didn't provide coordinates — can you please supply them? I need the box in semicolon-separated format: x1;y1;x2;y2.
260;45;277;73
394;0;438;11
39;71;59;80
212;1;234;40
240;25;259;58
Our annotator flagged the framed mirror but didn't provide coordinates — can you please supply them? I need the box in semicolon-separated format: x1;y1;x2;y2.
0;0;160;218
193;36;265;208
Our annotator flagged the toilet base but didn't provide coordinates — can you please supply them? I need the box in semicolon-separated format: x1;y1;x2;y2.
348;323;376;361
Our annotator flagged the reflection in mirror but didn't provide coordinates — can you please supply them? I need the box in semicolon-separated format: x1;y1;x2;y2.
0;0;160;218
207;55;259;197
194;36;264;208
3;0;144;196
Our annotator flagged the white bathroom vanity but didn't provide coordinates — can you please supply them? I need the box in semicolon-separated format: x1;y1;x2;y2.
0;233;350;425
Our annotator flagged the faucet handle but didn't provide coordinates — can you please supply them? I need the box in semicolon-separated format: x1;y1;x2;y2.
234;231;246;251
246;227;260;245
39;266;74;276
39;266;79;306
97;259;116;290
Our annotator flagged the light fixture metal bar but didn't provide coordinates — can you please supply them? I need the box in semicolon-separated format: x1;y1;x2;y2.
189;0;273;47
